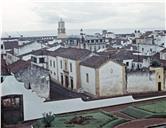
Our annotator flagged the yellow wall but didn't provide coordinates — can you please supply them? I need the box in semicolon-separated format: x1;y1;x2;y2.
150;67;165;90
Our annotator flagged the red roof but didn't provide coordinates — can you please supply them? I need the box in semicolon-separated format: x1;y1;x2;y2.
8;60;31;74
4;41;19;50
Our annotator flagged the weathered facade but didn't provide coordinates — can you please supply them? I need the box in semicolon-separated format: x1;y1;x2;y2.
9;60;50;99
80;55;126;97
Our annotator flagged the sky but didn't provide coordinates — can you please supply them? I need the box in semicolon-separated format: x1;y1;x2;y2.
1;0;166;33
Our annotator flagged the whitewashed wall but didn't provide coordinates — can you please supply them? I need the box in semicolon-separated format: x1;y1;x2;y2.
80;65;96;95
99;61;124;96
138;44;164;56
2;76;166;121
14;42;45;56
127;71;157;92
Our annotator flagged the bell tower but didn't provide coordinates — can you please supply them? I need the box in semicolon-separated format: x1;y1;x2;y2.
57;18;66;39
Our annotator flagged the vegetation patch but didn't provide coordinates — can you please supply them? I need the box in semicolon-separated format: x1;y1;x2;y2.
138;101;166;113
33;111;119;128
121;106;152;119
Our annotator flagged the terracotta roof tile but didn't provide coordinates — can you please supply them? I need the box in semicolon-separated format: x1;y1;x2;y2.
8;60;31;74
4;41;19;50
50;48;91;60
80;55;109;68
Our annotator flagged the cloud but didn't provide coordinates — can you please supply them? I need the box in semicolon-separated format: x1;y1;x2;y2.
1;0;165;32
33;2;165;29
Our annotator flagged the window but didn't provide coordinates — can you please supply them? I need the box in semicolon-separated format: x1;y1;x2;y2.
1;44;3;49
60;60;62;69
39;57;44;63
1;77;3;83
70;63;72;72
126;62;129;66
2;97;20;108
53;61;55;68
31;56;37;63
86;73;89;83
70;77;74;89
65;61;67;70
50;60;52;67
61;73;63;85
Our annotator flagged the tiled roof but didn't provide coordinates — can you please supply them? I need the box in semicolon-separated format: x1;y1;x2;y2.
152;53;166;68
1;58;10;75
160;48;166;53
97;49;135;62
8;60;31;74
4;41;19;50
50;48;91;60
80;55;109;68
17;41;35;48
18;48;48;58
31;48;50;56
110;50;134;61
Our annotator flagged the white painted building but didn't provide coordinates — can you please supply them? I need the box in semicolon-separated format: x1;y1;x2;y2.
127;67;165;93
160;48;166;60
80;55;126;97
13;41;46;56
137;43;164;56
47;48;91;90
105;32;116;39
127;71;156;93
31;49;49;69
154;35;166;47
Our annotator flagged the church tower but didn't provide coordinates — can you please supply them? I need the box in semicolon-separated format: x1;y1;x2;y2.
57;18;66;39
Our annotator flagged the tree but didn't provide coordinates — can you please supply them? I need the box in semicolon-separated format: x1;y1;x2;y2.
151;60;161;67
42;112;55;128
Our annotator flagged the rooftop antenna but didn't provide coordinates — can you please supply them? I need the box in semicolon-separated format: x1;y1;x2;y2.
5;32;11;38
17;32;23;38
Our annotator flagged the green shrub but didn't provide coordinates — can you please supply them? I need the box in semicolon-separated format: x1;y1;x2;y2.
42;112;55;128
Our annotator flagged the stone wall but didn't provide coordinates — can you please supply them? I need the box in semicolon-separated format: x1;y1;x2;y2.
15;65;50;99
127;70;157;93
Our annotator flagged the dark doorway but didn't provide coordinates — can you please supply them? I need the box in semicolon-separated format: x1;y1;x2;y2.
61;74;63;85
158;82;161;91
65;75;69;88
1;95;24;126
71;77;73;90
